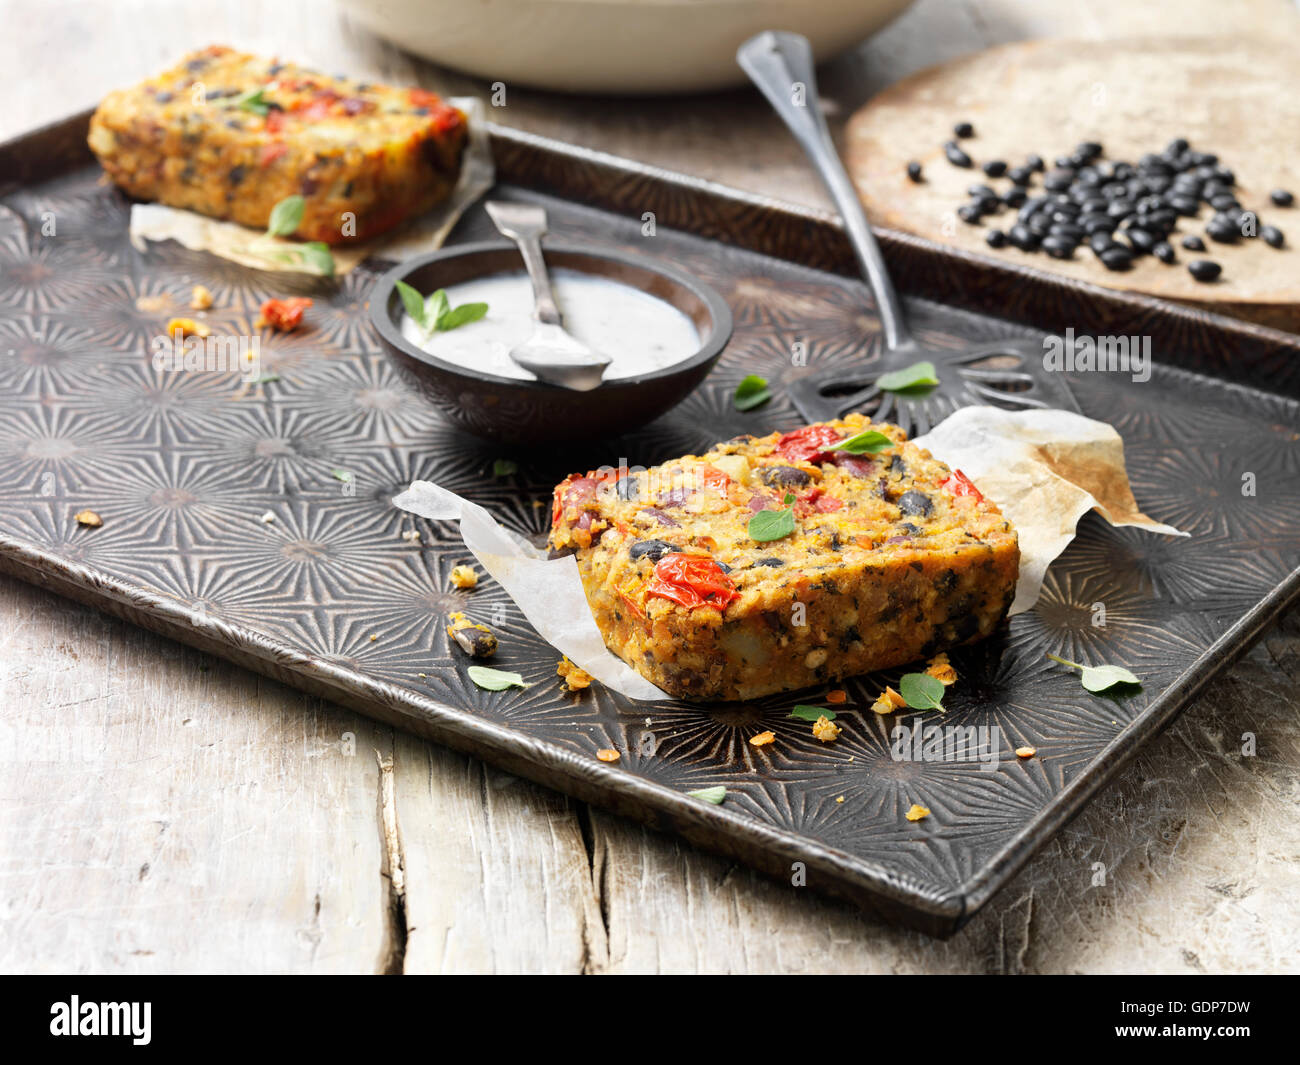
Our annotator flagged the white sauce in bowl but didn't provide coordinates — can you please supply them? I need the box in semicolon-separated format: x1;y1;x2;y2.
398;268;701;382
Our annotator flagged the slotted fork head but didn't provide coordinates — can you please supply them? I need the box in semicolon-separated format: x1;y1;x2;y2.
788;335;1079;436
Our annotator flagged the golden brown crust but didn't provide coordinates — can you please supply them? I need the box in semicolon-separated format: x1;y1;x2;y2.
88;45;466;244
549;414;1019;701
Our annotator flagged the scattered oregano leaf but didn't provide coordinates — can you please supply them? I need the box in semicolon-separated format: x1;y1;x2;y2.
686;786;727;804
733;374;772;411
788;704;836;722
467;665;527;691
1046;653;1141;693
900;672;945;710
877;360;939;392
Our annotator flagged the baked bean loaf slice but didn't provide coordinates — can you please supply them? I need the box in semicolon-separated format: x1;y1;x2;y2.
88;45;466;244
549;413;1019;701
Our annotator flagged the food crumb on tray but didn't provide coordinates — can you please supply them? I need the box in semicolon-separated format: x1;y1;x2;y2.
166;317;210;339
449;564;478;590
871;686;907;715
925;652;957;686
811;715;841;742
905;803;931;822
448;611;497;658
556;656;593;691
257;297;312;332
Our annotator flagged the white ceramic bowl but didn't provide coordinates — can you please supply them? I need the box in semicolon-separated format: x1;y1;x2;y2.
338;0;915;94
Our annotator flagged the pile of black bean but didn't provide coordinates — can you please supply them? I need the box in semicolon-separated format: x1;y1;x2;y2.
907;125;1291;283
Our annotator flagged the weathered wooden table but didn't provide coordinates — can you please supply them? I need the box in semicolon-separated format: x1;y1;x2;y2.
2;0;1297;973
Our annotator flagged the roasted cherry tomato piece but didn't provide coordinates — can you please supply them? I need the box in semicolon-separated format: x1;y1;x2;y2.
644;553;739;610
775;425;843;465
940;469;983;502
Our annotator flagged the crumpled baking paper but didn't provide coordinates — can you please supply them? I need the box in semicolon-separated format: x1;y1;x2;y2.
394;407;1184;700
912;406;1185;614
128;97;493;275
391;481;670;701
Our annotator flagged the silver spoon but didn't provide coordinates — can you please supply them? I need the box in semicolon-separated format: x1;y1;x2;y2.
484;201;611;391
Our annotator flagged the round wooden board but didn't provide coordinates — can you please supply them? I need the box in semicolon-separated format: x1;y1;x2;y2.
845;35;1300;332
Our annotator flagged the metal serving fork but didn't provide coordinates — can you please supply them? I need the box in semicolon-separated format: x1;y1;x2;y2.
737;31;1078;433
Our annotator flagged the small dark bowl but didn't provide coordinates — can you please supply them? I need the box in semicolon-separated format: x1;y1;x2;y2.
371;241;733;445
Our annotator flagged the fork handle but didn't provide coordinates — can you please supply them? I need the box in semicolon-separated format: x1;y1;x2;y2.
737;31;912;352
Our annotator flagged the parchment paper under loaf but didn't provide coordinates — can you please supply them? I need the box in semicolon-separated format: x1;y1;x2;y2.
391;481;670;701
395;407;1184;700
127;98;493;275
912;407;1185;615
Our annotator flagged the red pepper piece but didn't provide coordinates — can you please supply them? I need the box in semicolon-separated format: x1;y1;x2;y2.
618;590;645;621
700;465;731;492
258;297;312;332
408;87;444;110
644;553;739;611
428;102;465;135
791;485;821;517
775;425;842;465
940;469;984;502
259;141;288;167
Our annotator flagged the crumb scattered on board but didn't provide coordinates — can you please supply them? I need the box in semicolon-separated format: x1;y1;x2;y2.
596;748;620;763
812;715;841;742
871;686;907;715
256;297;312;332
74;509;102;528
749;730;776;747
448;612;497;658
1016;745;1037;759
926;652;957;685
189;284;213;310
166;317;209;339
905;803;931;822
557;656;593;691
449;564;478;590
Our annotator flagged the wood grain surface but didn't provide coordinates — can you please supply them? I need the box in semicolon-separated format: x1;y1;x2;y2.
1;0;1297;974
846;35;1300;330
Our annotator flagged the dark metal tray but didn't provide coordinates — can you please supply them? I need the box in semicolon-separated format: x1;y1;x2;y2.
2;112;1298;935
